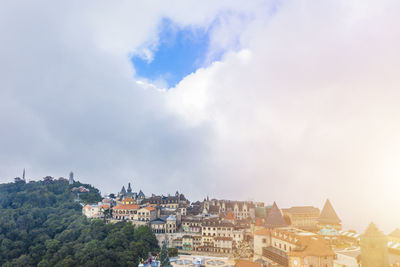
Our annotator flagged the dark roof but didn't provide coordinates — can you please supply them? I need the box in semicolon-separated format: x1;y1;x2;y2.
120;185;126;194
265;202;287;228
150;218;166;224
138;190;145;198
318;199;341;224
209;205;220;214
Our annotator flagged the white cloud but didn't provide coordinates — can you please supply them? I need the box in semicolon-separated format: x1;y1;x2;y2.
1;0;400;233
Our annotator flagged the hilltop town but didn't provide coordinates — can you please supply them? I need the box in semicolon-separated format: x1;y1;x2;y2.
79;177;400;267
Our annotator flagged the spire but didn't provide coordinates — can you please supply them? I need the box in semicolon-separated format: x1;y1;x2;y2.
138;190;145;198
22;168;26;181
265;202;287;228
318;199;341;225
364;222;384;236
127;182;132;193
120;185;126;195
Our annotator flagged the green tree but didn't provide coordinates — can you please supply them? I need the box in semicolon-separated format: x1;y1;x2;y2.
159;241;170;267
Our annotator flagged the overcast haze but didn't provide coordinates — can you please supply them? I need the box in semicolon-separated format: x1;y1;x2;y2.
1;0;400;233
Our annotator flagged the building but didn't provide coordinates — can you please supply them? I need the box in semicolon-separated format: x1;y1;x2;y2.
149;217;167;233
360;222;388;267
82;204;99;218
202;199;256;220
254;226;334;267
182;218;202;233
317;199;341;230
334;248;361;267
117;182;146;203
166;214;177;233
282;206;320;231
288;237;335;267
112;197;156;224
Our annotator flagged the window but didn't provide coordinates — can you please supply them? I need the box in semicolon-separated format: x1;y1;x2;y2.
262;238;266;244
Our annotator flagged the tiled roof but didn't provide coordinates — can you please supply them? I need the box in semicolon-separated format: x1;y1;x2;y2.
254;228;269;236
113;204;140;210
225;211;234;220
255;218;263;226
144;206;155;211
289;237;335;257
318;199;341;224
234;260;261;267
283;206;320;214
99;204;111;209
122;197;134;202
265;202;287;228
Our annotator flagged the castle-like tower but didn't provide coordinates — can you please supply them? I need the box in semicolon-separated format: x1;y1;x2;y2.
69;172;74;185
360;222;389;267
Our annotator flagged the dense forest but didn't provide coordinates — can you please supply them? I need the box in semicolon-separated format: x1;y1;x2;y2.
0;178;159;266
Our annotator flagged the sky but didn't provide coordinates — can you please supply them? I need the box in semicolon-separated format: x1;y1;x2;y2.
1;0;400;233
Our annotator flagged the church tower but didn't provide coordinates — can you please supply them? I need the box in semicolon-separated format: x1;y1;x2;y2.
360;222;389;267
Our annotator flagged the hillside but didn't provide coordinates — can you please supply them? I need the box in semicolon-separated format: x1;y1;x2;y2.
0;179;159;267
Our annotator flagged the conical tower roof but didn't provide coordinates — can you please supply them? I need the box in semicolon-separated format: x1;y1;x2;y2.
318;199;341;225
364;222;384;237
120;185;126;194
390;228;400;239
265;202;287;228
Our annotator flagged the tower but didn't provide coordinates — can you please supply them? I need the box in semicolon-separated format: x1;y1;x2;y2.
127;182;132;193
22;168;26;181
69;172;74;185
360;222;388;267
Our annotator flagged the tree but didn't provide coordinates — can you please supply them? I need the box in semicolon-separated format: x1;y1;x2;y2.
233;240;253;259
103;208;112;223
159;241;170;267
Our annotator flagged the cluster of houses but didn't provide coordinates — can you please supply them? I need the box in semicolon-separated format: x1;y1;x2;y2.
81;182;400;267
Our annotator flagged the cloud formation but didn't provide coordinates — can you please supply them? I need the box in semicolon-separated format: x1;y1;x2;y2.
1;0;400;232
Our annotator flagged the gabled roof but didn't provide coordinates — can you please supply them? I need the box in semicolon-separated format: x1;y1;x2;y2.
138;190;145;198
318;199;341;224
265;202;287;228
225;211;234;220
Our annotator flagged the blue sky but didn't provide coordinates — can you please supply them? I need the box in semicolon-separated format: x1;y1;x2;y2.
132;18;221;88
